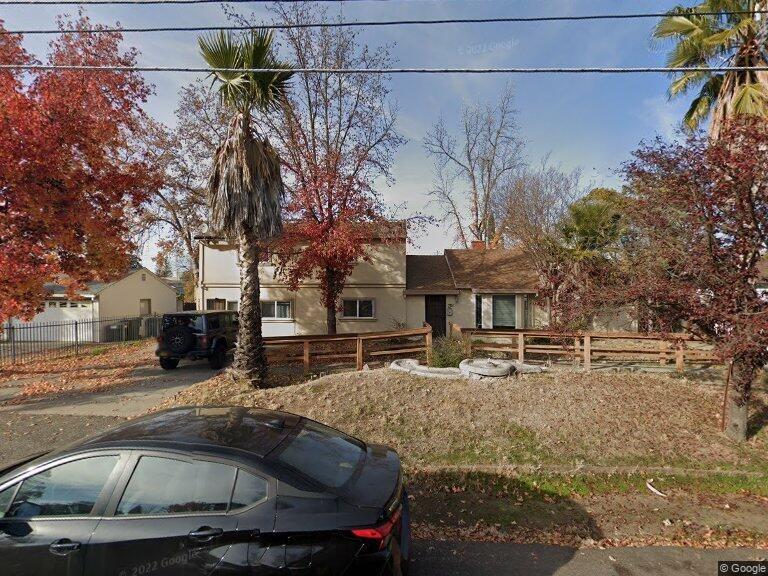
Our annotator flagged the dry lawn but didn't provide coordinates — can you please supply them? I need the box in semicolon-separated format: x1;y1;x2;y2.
157;367;768;472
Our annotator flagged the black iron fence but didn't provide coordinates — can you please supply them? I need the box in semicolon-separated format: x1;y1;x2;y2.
0;315;163;366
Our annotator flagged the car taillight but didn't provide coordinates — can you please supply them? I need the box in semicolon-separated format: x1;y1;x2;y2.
198;335;208;347
351;508;402;550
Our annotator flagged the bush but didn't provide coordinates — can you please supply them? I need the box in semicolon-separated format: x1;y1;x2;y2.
431;336;467;368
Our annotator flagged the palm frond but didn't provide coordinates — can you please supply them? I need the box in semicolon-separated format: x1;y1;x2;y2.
731;81;768;116
682;74;723;130
669;69;709;96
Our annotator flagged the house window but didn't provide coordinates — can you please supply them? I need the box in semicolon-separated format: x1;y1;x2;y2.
492;295;516;329
206;298;226;311
139;299;152;316
141;274;147;282
475;296;482;329
47;301;56;308
69;302;78;308
342;299;375;319
59;302;67;308
227;301;239;311
261;301;291;319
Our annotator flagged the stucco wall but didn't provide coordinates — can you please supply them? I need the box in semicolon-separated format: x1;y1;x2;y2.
198;241;407;336
98;269;178;319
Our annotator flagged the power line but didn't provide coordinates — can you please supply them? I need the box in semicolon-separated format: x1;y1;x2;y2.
3;10;768;34
3;64;768;74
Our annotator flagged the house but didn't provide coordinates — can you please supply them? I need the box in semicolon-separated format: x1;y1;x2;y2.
197;229;549;338
15;267;180;325
196;226;408;337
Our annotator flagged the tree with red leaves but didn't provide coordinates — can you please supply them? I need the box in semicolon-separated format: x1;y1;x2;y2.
0;15;159;324
552;120;768;442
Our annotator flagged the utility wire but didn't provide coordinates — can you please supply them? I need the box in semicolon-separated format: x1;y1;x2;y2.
3;64;768;74
3;10;768;34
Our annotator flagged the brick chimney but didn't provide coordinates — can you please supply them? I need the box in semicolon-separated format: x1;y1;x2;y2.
471;240;486;250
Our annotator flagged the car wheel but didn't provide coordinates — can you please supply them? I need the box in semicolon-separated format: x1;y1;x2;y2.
209;343;226;370
160;358;179;370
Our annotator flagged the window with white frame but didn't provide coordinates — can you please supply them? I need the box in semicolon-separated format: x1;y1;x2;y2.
342;298;375;319
261;301;291;319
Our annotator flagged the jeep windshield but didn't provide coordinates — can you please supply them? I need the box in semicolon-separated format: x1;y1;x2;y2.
163;314;205;334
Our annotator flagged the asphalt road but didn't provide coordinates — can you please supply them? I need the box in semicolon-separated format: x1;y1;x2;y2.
411;541;766;575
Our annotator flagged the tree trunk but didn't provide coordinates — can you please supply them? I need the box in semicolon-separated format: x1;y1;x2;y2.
324;267;338;335
725;357;755;442
233;228;268;387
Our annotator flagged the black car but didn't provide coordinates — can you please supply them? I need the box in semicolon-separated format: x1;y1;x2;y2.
0;407;410;576
155;311;238;370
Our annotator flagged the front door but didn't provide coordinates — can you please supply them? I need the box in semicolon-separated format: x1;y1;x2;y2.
424;295;447;338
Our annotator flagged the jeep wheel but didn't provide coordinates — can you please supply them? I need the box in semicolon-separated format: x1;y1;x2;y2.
209;343;226;370
163;325;195;355
160;358;179;370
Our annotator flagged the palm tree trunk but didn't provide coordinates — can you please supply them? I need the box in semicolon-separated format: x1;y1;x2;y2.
234;227;268;386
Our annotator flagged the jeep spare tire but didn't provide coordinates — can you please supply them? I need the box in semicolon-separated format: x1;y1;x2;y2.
164;325;195;355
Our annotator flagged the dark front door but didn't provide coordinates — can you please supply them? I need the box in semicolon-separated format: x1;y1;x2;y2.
424;295;447;338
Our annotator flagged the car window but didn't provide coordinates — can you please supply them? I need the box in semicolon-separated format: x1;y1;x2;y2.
116;456;236;516
275;421;364;489
163;315;205;334
207;315;220;330
5;455;119;519
0;485;16;518
230;470;267;510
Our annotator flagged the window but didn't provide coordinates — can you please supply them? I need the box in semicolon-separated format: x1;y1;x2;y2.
342;299;374;319
4;456;119;519
139;299;152;316
47;301;56;308
275;420;364;489
492;295;516;329
69;302;78;308
59;302;67;308
226;301;239;311
261;301;291;319
141;274;147;282
230;470;268;510
116;457;236;516
163;314;205;334
475;296;483;329
0;485;15;517
207;315;220;330
206;298;226;311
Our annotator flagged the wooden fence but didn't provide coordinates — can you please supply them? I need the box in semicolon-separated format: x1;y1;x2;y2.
450;324;718;373
263;325;432;373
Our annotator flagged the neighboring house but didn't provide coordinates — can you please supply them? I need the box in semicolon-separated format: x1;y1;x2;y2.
197;229;549;338
405;245;548;337
10;267;179;327
196;227;408;337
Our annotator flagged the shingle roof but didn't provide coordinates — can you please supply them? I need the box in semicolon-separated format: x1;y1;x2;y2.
405;255;457;294
444;248;539;293
405;248;539;294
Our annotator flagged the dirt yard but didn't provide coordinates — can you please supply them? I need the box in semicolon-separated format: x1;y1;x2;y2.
158;367;768;472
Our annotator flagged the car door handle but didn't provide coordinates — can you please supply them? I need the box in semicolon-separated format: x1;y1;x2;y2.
188;527;224;542
49;539;81;556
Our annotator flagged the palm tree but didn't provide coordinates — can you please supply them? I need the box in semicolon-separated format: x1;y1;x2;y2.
654;1;768;137
199;30;292;386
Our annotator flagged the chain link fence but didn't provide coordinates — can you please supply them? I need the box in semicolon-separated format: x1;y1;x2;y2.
0;315;163;366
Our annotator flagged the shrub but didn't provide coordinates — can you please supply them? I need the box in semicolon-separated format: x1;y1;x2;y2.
431;336;466;368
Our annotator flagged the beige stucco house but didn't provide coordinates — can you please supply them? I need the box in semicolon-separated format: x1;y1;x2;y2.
196;228;549;338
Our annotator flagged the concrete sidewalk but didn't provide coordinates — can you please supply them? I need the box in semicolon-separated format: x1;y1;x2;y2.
411;541;766;575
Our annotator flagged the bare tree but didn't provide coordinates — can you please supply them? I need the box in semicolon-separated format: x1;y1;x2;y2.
137;81;230;278
424;85;524;248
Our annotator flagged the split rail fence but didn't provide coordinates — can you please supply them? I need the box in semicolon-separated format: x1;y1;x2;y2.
263;325;433;373
451;324;718;373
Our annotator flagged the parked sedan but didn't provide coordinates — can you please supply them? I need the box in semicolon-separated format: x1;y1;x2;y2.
0;407;410;576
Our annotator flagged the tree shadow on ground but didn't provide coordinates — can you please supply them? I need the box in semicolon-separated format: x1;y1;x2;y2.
406;469;602;576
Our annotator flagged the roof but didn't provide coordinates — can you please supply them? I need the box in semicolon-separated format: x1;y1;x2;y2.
42;267;177;298
405;255;458;294
405;247;539;294
78;406;301;457
445;248;539;293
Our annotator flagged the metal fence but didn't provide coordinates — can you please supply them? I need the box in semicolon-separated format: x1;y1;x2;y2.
0;315;163;366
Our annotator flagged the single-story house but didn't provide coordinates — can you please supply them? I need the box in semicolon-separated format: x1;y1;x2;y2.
9;267;180;329
196;228;550;338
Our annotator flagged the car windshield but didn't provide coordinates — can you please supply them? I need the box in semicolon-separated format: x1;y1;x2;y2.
163;314;205;334
273;420;365;490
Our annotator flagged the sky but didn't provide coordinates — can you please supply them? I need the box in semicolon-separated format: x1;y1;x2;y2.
1;0;693;265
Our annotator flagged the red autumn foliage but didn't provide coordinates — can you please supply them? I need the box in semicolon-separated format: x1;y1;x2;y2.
274;151;401;334
550;120;768;440
0;16;160;324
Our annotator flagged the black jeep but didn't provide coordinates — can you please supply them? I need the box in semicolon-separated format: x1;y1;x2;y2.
155;311;238;370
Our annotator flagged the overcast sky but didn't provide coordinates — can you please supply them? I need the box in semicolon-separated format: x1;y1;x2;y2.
2;0;692;264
